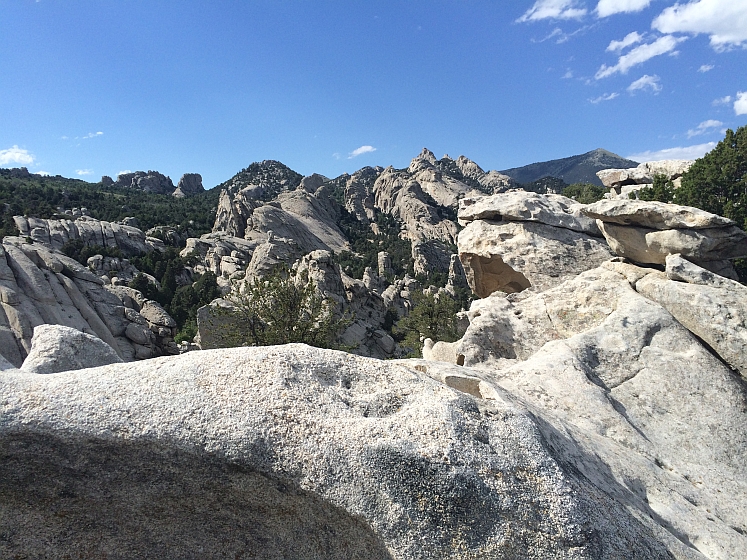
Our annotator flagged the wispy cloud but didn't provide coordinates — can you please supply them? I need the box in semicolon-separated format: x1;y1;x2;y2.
117;170;132;177
627;142;716;162
652;0;747;51
698;64;714;72
590;92;619;103
687;119;724;137
0;145;35;166
606;31;644;52
735;92;747;115
63;131;104;141
562;69;574;79
595;35;686;79
35;171;51;176
712;95;732;106
627;74;661;93
517;0;587;23
596;0;651;18
348;145;377;159
76;169;94;176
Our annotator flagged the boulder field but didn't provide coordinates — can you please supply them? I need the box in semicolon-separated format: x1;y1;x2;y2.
1;191;746;559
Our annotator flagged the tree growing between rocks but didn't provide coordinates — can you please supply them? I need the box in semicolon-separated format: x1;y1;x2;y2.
216;267;351;349
393;291;461;358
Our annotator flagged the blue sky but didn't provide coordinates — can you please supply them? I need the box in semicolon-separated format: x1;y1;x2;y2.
1;0;745;188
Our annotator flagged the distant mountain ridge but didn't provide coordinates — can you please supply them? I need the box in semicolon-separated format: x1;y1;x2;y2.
500;148;638;186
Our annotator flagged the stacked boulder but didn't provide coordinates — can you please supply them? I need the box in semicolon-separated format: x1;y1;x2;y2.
598;159;692;199
457;191;613;296
583;199;747;279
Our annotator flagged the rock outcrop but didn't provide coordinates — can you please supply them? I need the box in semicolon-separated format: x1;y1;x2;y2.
0;237;178;366
582;199;747;276
0;344;705;559
171;173;204;198
598;159;693;199
457;192;613;297
114;170;175;195
12;215;162;257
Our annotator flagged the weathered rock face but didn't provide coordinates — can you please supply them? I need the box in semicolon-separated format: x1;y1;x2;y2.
115;170;175;195
20;324;123;374
583;199;747;270
0;238;177;367
457;192;612;297
171;173;204;198
428;261;747;559
12;215;161;257
1;344;691;559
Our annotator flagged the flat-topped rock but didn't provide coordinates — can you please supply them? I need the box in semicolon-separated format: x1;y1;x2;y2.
582;199;735;229
597;160;693;188
458;191;599;235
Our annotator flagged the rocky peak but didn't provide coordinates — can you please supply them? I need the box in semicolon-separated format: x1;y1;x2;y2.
172;173;204;198
412;147;437;166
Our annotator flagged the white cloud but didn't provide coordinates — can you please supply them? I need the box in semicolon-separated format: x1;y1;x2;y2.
35;171;51;176
595;35;686;78
76;169;94;176
627;142;716;161
0;145;35;166
596;0;651;18
117;170;132;177
698;64;714;72
517;0;587;22
652;0;747;51
348;145;377;159
83;131;103;139
712;95;732;105
590;92;619;103
627;74;662;93
735;92;747;115
562;69;574;78
606;31;644;52
687;119;724;137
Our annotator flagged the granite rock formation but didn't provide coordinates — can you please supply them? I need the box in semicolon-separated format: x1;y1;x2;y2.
598;159;693;199
0;237;178;366
457;192;613;297
172;173;204;198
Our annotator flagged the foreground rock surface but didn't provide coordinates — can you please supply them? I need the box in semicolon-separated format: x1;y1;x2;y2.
1;344;698;559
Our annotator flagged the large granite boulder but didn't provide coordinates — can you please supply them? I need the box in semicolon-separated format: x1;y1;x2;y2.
582;199;747;270
20;324;122;374
0;344;700;558
457;192;612;297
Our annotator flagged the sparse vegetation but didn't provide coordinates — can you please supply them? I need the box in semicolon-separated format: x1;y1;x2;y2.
393;291;461;358
561;182;607;204
216;267;350;349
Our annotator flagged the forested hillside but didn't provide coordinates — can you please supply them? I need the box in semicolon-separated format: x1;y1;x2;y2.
0;169;220;240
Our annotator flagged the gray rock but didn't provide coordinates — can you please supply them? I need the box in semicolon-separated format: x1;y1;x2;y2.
596;220;747;265
20;324;123;374
458;191;600;235
458;219;612;297
637;262;747;378
583;199;735;229
115;170;175;195
0;345;688;558
172;173;204;198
